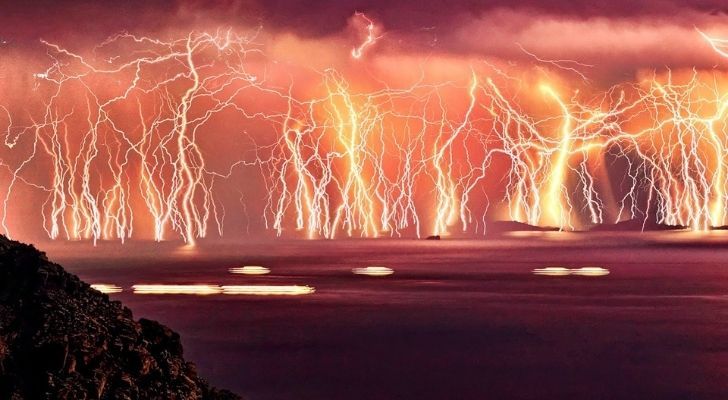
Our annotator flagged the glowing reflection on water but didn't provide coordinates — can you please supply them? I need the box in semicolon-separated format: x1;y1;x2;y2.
532;267;571;276
571;267;610;276
132;284;315;296
90;283;123;294
229;266;271;275
222;285;315;295
352;266;394;276
133;284;222;295
532;266;610;277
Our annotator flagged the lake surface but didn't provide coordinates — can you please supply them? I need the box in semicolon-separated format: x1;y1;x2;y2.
43;232;728;399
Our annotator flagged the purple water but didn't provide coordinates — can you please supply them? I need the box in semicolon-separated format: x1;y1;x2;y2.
43;232;728;399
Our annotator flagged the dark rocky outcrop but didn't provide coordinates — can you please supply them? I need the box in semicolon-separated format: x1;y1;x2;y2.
0;236;240;400
486;221;560;233
589;218;686;232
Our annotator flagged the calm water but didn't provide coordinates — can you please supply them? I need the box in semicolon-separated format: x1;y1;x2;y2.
43;232;728;399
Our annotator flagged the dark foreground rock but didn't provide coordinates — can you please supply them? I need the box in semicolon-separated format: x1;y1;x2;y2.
0;236;240;400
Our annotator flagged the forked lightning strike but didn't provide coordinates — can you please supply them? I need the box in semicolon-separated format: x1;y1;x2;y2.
0;29;728;243
351;12;382;60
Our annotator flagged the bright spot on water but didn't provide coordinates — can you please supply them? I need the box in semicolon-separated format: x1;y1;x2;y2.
532;267;571;276
221;285;315;296
90;283;123;294
132;284;315;296
532;266;610;277
229;266;270;275
133;284;222;295
352;266;394;276
571;267;610;276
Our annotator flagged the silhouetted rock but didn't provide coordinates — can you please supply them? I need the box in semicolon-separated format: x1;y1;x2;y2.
487;221;560;233
0;236;241;400
589;219;686;232
425;235;441;240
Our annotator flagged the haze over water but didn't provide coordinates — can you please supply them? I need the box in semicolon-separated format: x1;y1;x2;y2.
45;232;728;399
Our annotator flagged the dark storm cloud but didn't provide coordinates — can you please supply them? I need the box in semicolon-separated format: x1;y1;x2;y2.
3;0;727;41
1;0;727;81
245;0;728;36
0;0;174;44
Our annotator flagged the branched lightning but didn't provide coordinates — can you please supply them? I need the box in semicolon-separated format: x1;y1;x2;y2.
351;12;382;60
1;28;728;244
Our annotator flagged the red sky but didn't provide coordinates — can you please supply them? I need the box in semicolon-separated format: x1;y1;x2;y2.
2;0;728;77
2;1;728;242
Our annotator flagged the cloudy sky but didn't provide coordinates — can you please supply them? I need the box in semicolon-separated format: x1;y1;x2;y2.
3;0;728;78
2;1;728;241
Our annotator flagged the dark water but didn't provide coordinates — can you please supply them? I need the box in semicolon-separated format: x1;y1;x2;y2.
44;232;728;399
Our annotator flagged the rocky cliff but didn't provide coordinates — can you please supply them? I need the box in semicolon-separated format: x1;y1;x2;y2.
0;236;240;400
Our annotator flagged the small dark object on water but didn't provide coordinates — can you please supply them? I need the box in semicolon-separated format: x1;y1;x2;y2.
426;235;441;240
